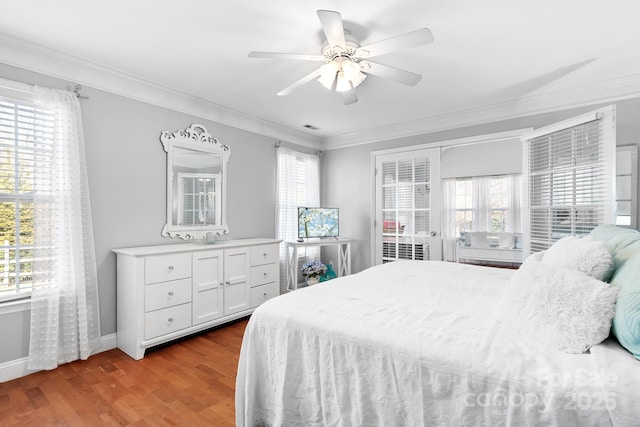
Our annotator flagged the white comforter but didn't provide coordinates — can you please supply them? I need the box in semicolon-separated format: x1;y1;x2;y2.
236;261;639;426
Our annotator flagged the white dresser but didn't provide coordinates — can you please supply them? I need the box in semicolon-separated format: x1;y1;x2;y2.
113;238;280;360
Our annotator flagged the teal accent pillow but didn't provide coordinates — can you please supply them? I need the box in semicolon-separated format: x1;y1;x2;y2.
589;224;640;359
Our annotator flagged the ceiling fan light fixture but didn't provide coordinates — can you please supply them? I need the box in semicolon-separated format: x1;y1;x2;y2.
318;57;366;92
335;72;353;92
341;59;361;81
318;62;339;90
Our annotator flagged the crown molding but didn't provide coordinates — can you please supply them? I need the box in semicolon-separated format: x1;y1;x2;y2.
0;31;322;150
2;31;639;153
322;73;640;150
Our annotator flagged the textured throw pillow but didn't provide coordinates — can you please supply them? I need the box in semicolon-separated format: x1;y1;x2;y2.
541;235;613;281
498;232;515;249
588;225;640;359
469;231;488;247
494;260;619;353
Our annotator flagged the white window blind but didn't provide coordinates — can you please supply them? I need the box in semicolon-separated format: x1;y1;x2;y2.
0;96;53;300
524;107;615;254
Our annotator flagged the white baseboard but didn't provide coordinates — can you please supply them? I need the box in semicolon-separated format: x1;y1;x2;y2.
0;333;117;383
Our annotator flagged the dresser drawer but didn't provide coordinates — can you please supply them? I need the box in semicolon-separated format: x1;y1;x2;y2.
251;263;279;287
145;253;191;284
250;244;279;266
250;282;279;308
145;278;191;312
144;303;192;340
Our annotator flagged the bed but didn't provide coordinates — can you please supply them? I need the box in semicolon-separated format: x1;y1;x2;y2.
236;225;640;426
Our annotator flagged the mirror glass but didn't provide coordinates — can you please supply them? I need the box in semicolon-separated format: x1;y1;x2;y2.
160;124;230;240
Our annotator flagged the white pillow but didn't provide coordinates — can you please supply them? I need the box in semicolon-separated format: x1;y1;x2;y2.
541;235;613;281
494;260;619;353
498;232;515;248
469;231;488;247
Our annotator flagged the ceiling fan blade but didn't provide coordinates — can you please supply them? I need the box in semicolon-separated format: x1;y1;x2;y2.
360;61;422;86
341;89;358;105
356;28;434;58
277;69;321;96
248;51;324;61
317;10;346;48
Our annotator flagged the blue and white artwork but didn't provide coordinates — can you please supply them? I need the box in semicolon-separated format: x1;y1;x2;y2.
298;207;339;238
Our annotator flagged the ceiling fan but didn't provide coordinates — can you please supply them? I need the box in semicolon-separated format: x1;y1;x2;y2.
248;10;434;105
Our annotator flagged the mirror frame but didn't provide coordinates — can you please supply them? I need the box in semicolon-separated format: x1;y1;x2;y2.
160;123;230;240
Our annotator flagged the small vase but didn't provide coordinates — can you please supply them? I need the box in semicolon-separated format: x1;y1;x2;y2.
320;263;337;282
306;276;319;286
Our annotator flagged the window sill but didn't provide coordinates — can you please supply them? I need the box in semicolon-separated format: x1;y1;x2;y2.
0;294;31;315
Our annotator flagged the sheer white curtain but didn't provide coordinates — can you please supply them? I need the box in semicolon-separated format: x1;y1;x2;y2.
276;146;320;292
506;174;523;233
28;86;101;370
442;179;458;261
472;176;491;232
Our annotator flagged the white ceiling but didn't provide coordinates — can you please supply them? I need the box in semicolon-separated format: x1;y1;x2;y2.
1;0;640;149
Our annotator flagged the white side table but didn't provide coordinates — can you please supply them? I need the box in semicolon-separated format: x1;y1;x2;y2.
285;239;352;291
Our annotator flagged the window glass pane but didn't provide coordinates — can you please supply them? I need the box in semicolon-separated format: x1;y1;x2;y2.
490;209;507;232
0;201;16;245
18;248;33;287
415;211;429;235
0;147;15;194
17;148;34;194
397;183;412;209
19;202;33;245
455;210;472;235
383;186;396;209
0;247;16;290
415;183;430;209
414;158;429;183
382;162;396;185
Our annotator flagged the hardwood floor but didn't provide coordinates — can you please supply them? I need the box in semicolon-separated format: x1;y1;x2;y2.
0;317;249;426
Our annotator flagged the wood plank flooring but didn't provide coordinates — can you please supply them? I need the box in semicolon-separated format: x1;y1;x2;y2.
0;317;249;426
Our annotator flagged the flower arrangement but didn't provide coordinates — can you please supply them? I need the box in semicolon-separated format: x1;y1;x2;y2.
300;260;327;279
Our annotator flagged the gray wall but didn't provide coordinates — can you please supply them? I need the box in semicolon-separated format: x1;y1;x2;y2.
0;62;282;363
441;138;522;179
321;99;640;274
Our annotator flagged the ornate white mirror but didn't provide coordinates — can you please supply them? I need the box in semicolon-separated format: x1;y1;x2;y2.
160;124;230;240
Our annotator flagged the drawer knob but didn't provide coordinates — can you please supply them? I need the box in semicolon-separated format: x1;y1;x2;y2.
168;291;174;297
168;317;174;323
263;292;268;298
263;253;268;258
168;265;174;272
263;272;268;278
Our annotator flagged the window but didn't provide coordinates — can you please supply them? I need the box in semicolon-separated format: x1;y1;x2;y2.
454;179;473;234
615;145;637;228
449;175;521;238
0;97;53;301
276;147;320;289
523;106;615;253
489;176;510;232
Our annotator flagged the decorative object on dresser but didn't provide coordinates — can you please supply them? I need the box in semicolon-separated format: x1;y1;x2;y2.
160;123;230;240
113;238;279;360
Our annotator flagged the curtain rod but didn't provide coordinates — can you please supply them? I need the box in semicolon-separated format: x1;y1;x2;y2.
0;77;88;99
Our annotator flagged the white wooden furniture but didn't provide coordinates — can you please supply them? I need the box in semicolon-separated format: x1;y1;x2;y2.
113;238;280;360
457;246;522;266
285;239;352;291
